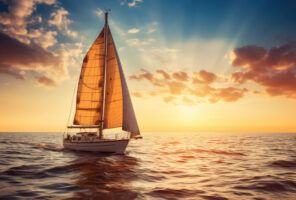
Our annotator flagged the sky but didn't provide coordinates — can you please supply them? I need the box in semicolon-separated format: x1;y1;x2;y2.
0;0;295;133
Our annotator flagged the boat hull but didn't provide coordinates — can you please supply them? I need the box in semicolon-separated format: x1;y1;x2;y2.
63;139;129;154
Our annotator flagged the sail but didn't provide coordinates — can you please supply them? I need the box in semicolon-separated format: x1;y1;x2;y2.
104;28;141;137
103;28;123;129
73;14;140;136
120;61;141;137
73;29;105;125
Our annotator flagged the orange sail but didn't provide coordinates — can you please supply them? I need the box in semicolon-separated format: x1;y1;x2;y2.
73;15;140;137
73;29;105;126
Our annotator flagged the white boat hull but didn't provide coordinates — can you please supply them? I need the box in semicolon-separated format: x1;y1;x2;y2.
63;139;129;154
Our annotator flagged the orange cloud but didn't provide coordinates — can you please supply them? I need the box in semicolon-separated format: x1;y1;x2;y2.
193;70;217;84
156;69;170;80
172;71;188;81
130;69;247;104
167;81;186;94
129;69;154;81
210;87;248;103
231;42;296;98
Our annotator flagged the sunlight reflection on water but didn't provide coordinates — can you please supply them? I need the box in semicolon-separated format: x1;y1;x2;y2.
0;132;296;199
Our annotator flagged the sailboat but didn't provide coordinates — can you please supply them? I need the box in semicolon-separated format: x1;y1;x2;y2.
63;11;141;154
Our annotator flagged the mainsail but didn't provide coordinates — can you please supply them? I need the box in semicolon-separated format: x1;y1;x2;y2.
73;13;140;137
73;29;105;126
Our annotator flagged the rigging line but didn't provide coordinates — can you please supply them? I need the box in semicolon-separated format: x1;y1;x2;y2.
64;77;78;133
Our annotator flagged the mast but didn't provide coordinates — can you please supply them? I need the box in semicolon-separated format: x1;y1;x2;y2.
71;10;140;137
99;11;109;138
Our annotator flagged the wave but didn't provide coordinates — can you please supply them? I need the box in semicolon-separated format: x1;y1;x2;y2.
1;132;296;199
233;179;296;193
147;188;205;199
192;148;246;156
34;143;64;152
0;141;35;146
270;160;296;169
159;148;245;156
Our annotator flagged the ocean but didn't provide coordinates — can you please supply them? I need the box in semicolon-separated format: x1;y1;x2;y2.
0;132;296;200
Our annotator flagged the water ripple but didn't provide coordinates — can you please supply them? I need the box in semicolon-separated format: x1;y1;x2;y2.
0;132;296;199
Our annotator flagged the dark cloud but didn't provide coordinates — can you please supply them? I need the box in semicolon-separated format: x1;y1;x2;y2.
0;0;80;87
231;42;296;98
232;45;266;67
0;32;63;85
0;32;59;68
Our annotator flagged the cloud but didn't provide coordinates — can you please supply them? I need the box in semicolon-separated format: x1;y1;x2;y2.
209;87;248;103
28;29;57;49
0;32;60;69
172;71;188;81
35;75;56;87
193;70;217;84
128;28;140;34
232;45;266;67
156;69;170;80
167;81;186;94
231;42;296;98
128;69;153;81
129;69;248;104
0;31;65;84
0;0;56;44
0;0;82;87
128;0;143;7
0;64;25;80
48;7;77;38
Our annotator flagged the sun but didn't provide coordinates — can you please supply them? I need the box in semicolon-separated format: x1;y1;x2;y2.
177;104;198;123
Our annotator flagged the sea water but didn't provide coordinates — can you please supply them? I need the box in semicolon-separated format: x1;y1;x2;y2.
0;132;296;200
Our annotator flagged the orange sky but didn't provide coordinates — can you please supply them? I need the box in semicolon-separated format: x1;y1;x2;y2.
0;0;295;133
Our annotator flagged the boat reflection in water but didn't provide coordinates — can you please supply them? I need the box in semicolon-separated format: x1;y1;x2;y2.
64;151;140;199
